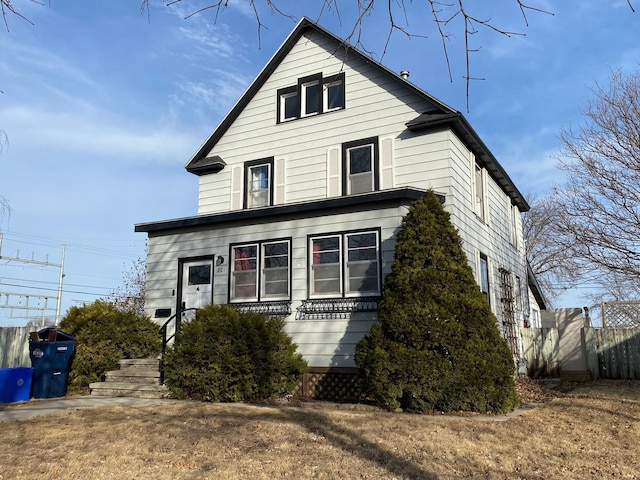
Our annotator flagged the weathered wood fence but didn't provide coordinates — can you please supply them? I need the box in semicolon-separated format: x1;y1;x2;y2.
0;327;31;368
521;326;640;380
584;327;640;380
521;327;560;378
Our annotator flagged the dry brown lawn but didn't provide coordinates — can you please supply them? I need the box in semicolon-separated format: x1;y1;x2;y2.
0;380;638;479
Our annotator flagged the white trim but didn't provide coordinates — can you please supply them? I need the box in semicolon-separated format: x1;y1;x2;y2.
380;137;394;190
327;147;340;197
231;165;243;210
274;158;286;205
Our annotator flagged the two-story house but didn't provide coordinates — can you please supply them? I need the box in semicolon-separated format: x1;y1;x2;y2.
136;18;540;398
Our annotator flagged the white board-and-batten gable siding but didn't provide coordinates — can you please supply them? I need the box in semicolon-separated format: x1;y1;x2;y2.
144;202;411;368
196;28;439;215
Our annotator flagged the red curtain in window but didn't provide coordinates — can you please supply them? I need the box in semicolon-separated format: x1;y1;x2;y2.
234;248;251;271
312;241;321;264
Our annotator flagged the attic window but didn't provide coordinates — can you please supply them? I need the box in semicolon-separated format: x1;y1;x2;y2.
278;86;297;122
277;72;345;123
300;74;322;117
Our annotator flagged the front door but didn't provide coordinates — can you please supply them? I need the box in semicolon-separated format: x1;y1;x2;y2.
179;258;214;319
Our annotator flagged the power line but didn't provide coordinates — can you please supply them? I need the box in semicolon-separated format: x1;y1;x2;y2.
0;231;142;260
0;281;109;297
0;276;113;291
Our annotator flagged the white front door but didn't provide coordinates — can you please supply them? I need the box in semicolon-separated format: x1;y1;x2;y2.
180;259;214;318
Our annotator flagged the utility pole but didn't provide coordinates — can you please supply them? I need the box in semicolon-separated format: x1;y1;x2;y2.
55;244;66;325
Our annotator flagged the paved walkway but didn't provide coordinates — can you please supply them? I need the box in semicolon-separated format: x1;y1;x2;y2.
0;396;168;423
0;395;540;423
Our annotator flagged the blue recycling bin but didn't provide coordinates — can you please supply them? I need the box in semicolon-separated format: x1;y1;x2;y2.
29;328;75;399
0;367;33;403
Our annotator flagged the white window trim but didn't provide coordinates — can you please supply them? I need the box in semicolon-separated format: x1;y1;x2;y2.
471;154;488;222
323;78;344;112
478;251;491;306
346;144;375;195
509;203;519;249
279;91;297;122
230;243;259;302
301;79;321;117
310;234;343;299
277;72;344;123
342;137;379;196
309;230;381;299
244;158;274;209
230;240;291;303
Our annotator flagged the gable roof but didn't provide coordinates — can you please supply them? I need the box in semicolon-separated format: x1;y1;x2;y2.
185;17;529;212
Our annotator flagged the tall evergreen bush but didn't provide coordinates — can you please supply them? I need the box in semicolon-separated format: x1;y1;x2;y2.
355;190;518;413
163;304;307;402
59;300;161;393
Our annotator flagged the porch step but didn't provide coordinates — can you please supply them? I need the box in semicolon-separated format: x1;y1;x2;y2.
89;382;169;399
89;357;169;399
105;368;161;384
118;358;161;369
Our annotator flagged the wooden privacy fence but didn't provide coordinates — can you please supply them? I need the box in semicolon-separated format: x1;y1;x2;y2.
0;327;31;368
521;327;560;378
584;327;640;380
522;326;640;380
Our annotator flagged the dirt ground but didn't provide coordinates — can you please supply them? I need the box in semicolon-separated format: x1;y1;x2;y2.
0;379;638;479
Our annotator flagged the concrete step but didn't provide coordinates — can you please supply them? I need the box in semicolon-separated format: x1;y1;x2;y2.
105;369;160;384
118;358;160;369
89;382;169;399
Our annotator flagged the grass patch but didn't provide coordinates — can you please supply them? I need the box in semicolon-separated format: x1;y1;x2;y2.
0;381;638;479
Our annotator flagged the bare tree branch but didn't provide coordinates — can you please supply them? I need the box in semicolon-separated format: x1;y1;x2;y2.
0;0;39;31
107;257;147;315
522;193;583;304
5;0;635;108
552;68;640;300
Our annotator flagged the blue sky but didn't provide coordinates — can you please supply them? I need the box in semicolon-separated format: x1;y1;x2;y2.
0;1;638;326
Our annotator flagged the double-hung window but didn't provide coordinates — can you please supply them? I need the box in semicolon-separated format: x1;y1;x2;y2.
230;240;290;302
479;252;490;304
342;137;379;195
473;161;487;221
323;72;345;112
300;73;322;117
277;86;298;122
310;230;380;298
244;158;273;208
509;202;519;248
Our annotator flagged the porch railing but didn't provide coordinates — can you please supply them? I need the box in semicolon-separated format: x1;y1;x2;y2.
158;307;197;385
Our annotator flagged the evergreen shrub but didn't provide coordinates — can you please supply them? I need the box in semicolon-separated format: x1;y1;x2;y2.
163;304;307;402
355;190;519;413
59;300;161;393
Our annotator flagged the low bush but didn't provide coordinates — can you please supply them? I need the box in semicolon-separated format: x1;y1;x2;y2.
163;304;307;402
59;300;161;393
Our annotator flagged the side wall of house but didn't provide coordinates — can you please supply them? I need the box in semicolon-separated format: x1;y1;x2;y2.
393;128;529;335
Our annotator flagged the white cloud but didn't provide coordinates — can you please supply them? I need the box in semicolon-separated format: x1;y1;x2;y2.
1;104;201;165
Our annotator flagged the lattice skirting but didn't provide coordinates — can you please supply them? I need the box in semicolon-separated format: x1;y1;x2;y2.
292;367;364;401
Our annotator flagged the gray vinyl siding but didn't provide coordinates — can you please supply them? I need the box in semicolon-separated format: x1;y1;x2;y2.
144;204;409;368
197;29;437;214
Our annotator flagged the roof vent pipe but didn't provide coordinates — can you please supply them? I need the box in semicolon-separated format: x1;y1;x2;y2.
400;70;410;80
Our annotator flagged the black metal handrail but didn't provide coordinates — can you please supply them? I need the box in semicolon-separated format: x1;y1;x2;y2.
158;307;197;385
